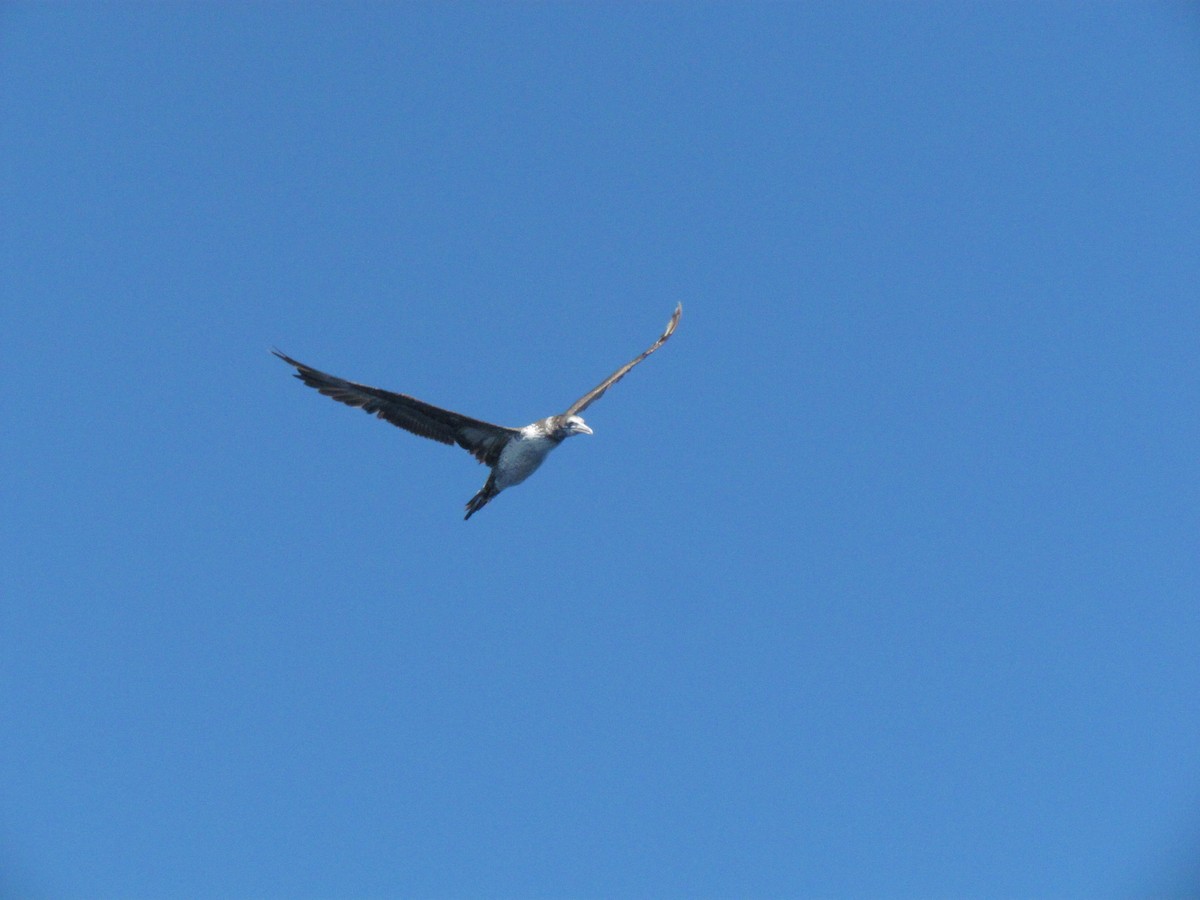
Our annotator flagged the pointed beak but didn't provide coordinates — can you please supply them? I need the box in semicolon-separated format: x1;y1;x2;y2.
577;423;593;435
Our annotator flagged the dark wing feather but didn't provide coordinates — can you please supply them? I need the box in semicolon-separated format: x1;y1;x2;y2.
563;304;681;417
272;350;518;467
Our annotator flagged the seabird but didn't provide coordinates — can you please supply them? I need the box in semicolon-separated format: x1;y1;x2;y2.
273;304;681;519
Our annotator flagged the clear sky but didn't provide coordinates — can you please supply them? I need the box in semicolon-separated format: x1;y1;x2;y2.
3;3;1199;897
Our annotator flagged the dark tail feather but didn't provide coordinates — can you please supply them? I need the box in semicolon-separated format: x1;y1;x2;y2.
464;474;499;520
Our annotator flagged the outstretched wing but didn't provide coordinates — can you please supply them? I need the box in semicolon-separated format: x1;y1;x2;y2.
272;351;519;467
562;304;681;418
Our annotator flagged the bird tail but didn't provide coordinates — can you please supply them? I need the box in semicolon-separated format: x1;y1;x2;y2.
464;475;499;520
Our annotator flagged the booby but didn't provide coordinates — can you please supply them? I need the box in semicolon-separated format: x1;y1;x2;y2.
274;304;681;519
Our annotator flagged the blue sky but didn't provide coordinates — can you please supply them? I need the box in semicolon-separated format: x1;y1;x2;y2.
3;3;1199;896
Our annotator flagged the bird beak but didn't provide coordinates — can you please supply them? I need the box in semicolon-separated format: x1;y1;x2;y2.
577;423;593;435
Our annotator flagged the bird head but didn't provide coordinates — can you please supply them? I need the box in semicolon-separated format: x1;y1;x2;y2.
563;415;593;437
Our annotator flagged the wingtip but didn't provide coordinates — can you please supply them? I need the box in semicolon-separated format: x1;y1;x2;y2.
665;303;682;337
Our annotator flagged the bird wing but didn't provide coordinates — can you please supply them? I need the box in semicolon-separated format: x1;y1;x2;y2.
562;304;681;418
272;351;519;467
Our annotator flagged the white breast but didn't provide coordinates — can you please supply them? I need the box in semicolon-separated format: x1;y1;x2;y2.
494;431;558;490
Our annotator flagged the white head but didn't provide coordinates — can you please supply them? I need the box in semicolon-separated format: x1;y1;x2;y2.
563;415;593;437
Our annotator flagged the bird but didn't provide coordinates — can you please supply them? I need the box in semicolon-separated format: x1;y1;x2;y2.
273;304;681;519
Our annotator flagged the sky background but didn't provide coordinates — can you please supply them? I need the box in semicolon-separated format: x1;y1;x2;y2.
3;3;1199;897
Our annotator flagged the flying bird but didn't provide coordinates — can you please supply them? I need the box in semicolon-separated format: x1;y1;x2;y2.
273;304;681;519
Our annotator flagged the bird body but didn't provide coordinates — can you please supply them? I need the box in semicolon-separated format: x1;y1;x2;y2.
495;425;562;490
274;304;680;519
